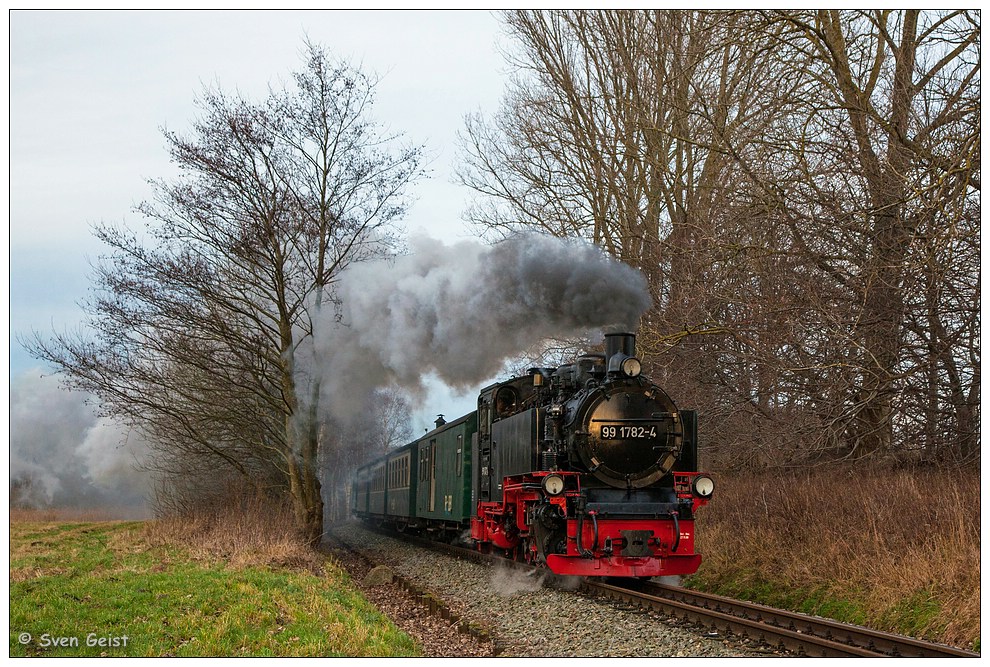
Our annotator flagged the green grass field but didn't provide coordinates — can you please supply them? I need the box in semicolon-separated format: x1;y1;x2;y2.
9;520;418;657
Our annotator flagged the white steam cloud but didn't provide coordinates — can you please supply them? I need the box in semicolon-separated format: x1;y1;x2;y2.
490;559;548;597
310;233;652;419
9;370;152;516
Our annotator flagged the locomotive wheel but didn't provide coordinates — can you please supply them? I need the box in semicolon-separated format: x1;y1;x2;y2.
520;538;536;565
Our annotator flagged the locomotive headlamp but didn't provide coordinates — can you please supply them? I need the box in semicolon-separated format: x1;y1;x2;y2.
542;474;566;496
692;475;715;498
620;357;642;377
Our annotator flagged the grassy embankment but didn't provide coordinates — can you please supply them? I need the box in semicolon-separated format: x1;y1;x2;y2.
11;467;979;655
9;506;418;657
687;467;980;651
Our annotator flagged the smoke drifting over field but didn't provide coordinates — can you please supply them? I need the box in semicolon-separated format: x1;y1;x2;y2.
311;233;652;419
9;370;152;515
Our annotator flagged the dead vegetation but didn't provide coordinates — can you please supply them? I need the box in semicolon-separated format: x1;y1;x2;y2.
8;507;144;523
142;489;325;574
693;466;980;649
11;463;978;650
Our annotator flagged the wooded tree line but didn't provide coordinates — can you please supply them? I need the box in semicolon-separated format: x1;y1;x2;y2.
459;9;980;468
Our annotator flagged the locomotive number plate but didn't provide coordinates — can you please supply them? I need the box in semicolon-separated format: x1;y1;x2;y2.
600;425;658;439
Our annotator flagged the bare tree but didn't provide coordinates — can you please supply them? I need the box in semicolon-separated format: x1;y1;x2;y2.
366;387;415;456
458;10;808;462
763;10;980;458
29;42;425;541
460;9;979;468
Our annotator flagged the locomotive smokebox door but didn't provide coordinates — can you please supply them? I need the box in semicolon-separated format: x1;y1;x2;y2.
579;388;683;489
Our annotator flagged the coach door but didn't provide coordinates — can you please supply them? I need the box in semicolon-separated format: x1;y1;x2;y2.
428;439;437;512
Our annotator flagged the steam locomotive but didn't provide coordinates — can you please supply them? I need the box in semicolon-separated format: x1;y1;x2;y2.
352;332;714;578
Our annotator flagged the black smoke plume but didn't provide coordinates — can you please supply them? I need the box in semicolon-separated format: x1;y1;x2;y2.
310;233;652;419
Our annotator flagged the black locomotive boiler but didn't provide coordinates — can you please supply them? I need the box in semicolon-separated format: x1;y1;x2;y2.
352;332;714;578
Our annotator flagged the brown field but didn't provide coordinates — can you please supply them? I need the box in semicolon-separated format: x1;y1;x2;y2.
141;493;324;572
8;507;148;523
692;466;981;649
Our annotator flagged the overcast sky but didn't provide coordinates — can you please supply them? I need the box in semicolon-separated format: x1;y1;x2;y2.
10;10;511;430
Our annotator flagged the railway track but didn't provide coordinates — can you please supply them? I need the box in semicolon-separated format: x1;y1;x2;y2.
351;526;978;658
585;580;979;658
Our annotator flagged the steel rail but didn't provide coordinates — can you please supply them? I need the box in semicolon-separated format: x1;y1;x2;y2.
586;580;979;658
351;523;978;658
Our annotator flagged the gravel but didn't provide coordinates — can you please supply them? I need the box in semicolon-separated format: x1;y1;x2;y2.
330;521;765;658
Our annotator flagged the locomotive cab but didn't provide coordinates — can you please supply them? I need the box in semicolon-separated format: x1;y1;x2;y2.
494;386;520;419
474;375;544;505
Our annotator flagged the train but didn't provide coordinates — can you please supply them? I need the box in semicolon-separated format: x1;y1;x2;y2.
351;332;714;578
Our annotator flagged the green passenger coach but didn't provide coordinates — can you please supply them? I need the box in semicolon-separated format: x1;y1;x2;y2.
353;411;478;537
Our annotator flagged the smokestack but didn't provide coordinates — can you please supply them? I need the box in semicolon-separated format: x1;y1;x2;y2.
605;332;636;362
605;332;642;377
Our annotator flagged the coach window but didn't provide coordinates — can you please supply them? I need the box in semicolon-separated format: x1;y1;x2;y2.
456;434;463;476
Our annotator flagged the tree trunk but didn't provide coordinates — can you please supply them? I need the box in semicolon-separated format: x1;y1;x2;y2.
286;449;324;544
280;315;325;544
820;10;918;456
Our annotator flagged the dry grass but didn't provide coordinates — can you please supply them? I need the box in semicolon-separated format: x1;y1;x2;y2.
10;489;325;574
692;466;980;649
143;492;325;573
9;506;148;523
